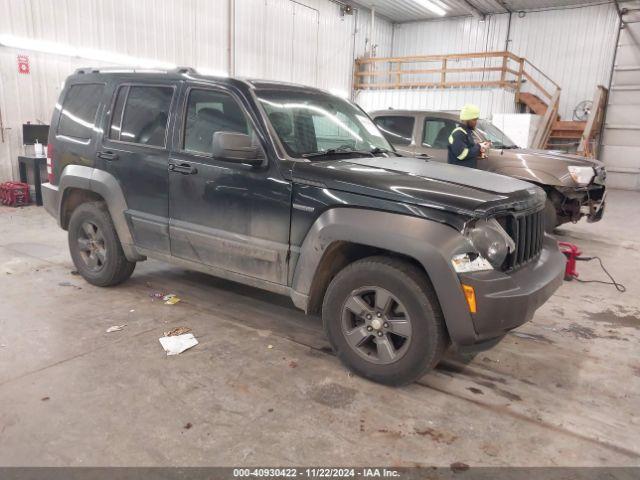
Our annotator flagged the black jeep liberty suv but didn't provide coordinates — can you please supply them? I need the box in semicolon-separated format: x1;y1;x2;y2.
42;68;565;385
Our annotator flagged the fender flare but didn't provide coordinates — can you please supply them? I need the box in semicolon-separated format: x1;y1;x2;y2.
290;208;477;345
57;165;144;261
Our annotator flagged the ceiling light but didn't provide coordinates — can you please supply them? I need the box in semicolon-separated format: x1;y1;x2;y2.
412;0;448;16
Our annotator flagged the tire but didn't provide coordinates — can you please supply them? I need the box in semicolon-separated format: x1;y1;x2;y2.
544;198;559;233
322;256;448;386
68;201;136;287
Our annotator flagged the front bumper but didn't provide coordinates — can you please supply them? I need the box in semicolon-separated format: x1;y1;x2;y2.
457;235;564;343
41;182;60;222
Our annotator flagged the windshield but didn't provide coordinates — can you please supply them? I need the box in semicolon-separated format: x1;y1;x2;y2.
255;89;393;159
476;120;518;148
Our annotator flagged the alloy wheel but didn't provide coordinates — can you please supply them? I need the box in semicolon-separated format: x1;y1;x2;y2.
340;286;412;365
76;221;107;272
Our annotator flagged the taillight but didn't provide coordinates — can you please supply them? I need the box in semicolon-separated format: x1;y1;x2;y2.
46;143;55;184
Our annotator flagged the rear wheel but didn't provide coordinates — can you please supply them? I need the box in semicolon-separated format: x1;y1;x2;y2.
68;202;135;286
322;256;448;386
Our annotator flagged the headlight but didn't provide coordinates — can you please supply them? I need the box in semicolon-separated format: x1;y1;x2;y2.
568;166;594;185
457;218;515;271
451;253;493;273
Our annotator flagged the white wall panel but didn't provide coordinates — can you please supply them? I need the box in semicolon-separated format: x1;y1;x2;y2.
356;88;517;117
382;4;618;120
392;14;509;57
385;14;513;115
508;2;619;120
354;7;394;59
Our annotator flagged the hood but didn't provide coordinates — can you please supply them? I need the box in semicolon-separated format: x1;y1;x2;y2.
487;148;605;186
499;148;604;168
292;156;545;217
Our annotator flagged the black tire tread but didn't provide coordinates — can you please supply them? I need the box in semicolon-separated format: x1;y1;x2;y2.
68;201;135;287
322;255;449;386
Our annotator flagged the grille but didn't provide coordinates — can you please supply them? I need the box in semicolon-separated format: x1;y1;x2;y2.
501;209;545;271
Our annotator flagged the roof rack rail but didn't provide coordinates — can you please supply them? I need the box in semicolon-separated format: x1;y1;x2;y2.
73;67;179;75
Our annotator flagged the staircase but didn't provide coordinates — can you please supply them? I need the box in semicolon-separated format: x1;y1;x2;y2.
518;92;606;153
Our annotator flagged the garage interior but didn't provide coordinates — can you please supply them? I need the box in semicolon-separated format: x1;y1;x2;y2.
1;0;639;473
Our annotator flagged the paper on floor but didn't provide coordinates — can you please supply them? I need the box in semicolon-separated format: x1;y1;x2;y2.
106;325;126;333
159;333;198;355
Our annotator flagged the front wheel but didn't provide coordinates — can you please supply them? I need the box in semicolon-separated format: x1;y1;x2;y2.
544;198;559;233
68;202;136;287
322;256;448;386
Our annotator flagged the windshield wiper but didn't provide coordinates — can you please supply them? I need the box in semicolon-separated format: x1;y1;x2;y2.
302;147;395;159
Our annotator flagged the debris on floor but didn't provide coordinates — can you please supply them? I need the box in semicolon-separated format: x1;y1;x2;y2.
159;333;198;356
163;294;181;305
267;344;274;349
164;326;192;337
58;281;81;289
106;325;126;333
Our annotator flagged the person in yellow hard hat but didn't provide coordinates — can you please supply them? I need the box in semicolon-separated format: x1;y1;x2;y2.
447;104;491;169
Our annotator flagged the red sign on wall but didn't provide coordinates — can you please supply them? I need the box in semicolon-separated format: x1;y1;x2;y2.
17;55;30;75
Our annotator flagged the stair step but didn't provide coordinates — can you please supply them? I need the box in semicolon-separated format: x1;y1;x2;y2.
518;92;549;116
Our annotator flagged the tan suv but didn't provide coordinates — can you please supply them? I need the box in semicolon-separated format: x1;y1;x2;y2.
371;110;606;232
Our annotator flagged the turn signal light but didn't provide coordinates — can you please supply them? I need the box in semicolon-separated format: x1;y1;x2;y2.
461;284;477;314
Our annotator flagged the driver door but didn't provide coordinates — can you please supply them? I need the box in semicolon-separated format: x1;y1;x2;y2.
168;85;292;285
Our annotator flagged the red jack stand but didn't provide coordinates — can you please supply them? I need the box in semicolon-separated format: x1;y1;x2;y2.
559;242;581;281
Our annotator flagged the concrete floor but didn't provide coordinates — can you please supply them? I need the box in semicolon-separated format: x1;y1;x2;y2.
0;190;639;467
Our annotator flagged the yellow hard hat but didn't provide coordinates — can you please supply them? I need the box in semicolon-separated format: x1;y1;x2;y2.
460;104;481;121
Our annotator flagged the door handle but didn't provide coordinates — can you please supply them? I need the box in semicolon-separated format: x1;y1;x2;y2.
169;163;198;175
97;151;119;161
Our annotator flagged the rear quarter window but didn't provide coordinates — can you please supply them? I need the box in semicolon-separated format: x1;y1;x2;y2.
57;83;105;140
372;115;414;146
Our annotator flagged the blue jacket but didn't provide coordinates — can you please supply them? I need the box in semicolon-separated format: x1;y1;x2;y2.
447;125;481;168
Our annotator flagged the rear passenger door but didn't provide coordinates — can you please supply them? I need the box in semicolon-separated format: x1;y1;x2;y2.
372;115;416;156
101;82;177;255
419;117;458;163
167;85;291;285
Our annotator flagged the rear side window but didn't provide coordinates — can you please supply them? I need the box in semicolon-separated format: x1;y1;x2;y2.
57;84;104;140
423;118;457;148
372;116;414;146
110;85;174;147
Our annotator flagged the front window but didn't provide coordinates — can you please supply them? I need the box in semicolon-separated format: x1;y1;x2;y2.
476;120;518;149
255;90;393;158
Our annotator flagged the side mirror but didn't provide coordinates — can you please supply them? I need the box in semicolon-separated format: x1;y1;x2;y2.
211;131;263;166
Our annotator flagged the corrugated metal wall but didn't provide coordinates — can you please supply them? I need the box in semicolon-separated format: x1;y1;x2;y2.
357;88;517;116
354;7;394;59
601;0;640;190
508;2;619;120
367;3;619;121
0;0;375;181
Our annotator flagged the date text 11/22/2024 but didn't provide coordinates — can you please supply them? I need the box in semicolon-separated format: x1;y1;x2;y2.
232;468;401;478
